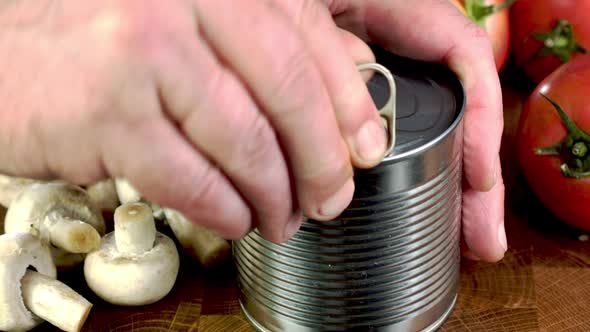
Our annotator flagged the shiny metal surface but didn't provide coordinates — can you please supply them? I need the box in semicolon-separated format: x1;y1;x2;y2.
234;49;465;331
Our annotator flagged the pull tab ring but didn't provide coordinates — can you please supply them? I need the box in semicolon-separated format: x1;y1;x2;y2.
357;63;396;157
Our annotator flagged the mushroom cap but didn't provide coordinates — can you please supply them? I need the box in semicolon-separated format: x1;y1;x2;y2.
0;232;57;332
4;182;106;268
5;182;106;236
84;231;180;306
0;175;39;207
51;251;87;271
86;178;120;211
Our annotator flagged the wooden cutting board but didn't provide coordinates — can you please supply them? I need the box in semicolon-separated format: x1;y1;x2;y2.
31;71;590;332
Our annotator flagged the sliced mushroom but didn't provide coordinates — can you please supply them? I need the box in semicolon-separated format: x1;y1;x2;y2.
84;202;180;306
0;233;92;332
86;178;120;212
163;208;231;268
4;182;106;269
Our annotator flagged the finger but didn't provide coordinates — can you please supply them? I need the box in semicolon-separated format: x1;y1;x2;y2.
278;0;387;168
100;96;252;240
358;0;504;192
460;236;481;261
155;32;298;244
340;29;375;64
339;29;376;81
462;249;482;261
195;0;354;221
342;0;506;261
461;156;506;262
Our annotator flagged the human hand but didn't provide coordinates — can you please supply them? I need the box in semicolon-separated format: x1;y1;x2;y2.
331;0;506;262
0;0;386;243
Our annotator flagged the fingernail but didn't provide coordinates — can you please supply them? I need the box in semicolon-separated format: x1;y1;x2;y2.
497;223;507;252
319;178;354;219
284;211;305;240
353;120;387;164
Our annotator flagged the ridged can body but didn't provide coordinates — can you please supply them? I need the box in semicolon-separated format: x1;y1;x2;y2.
234;49;465;332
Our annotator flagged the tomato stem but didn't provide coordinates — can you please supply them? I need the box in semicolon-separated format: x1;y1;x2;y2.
532;19;588;63
464;0;516;27
535;93;590;179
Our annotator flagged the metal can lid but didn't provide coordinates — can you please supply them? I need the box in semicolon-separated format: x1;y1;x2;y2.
366;46;465;160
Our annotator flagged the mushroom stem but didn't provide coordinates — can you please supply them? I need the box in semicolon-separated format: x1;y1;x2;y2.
21;270;92;332
114;203;156;255
164;208;231;268
46;219;101;253
113;178;165;221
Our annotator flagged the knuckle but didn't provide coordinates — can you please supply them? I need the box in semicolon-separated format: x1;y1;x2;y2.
92;6;162;61
81;82;122;125
191;68;286;178
179;167;252;240
334;75;358;106
179;165;222;212
269;49;323;113
50;155;107;186
300;149;352;197
333;74;373;126
205;69;232;112
468;23;489;41
288;0;323;25
464;21;492;51
230;114;280;174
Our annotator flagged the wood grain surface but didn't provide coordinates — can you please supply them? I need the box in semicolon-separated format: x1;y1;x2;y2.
28;68;590;332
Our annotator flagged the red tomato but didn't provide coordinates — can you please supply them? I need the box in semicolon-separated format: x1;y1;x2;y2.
451;0;513;72
510;0;590;83
516;55;590;231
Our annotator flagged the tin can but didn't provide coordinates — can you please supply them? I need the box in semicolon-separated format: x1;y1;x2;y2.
233;45;465;332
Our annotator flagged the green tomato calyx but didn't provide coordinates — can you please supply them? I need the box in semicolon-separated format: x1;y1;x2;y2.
464;0;515;27
535;93;590;179
532;19;588;63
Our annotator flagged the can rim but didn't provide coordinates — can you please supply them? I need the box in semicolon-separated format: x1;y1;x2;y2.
380;69;466;164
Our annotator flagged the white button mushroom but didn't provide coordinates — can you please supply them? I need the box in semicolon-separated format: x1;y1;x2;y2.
84;202;180;306
163;208;231;268
0;232;93;332
114;178;143;205
114;177;165;219
3;182;106;269
114;178;230;268
0;174;40;207
86;178;120;212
